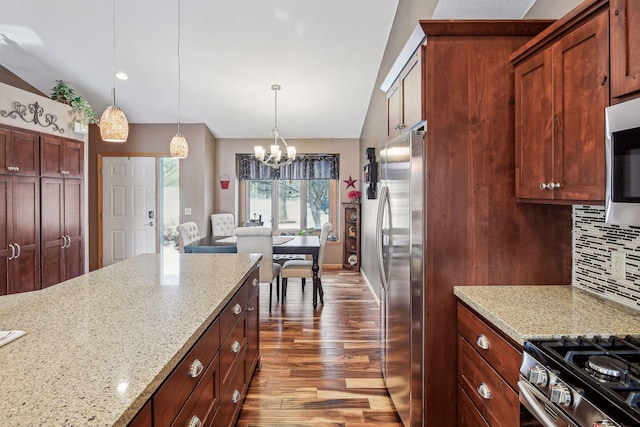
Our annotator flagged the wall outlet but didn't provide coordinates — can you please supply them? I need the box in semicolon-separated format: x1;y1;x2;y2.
184;208;192;216
611;250;626;279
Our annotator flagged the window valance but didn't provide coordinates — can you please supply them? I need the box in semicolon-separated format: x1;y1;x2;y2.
237;154;339;180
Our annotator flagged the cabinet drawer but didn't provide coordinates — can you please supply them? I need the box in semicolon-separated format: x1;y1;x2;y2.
212;348;248;427
170;353;219;427
153;319;220;427
220;284;247;342
457;303;521;390
221;314;247;391
458;385;490;427
458;335;519;427
247;270;260;301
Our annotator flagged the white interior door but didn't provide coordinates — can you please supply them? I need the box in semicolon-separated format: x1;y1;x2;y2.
102;157;156;266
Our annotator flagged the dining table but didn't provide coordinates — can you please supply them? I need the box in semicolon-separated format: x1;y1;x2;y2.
184;234;323;307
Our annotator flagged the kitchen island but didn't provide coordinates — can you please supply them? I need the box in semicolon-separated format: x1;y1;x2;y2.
0;253;260;426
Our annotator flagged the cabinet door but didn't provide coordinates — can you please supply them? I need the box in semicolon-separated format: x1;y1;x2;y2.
246;278;260;378
610;0;640;98
552;10;608;201
8;176;40;293
40;135;64;177
63;139;84;178
401;48;423;132
64;179;84;280
10;130;39;176
514;50;554;200
386;81;401;140
41;178;64;288
0;175;11;295
0;128;9;175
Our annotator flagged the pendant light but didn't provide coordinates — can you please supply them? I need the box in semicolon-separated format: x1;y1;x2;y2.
100;0;129;143
254;84;296;168
169;0;188;159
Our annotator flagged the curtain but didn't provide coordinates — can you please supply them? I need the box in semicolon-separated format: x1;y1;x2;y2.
238;153;339;180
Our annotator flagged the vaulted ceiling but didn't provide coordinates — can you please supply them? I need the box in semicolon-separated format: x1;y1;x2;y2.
0;0;581;139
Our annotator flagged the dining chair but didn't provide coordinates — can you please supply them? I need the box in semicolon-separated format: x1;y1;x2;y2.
235;227;281;312
176;222;200;253
280;222;332;304
210;213;235;236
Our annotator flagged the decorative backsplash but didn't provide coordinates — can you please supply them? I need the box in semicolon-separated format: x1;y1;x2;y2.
572;205;640;310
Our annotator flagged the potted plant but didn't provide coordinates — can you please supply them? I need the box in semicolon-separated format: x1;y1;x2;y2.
348;189;361;203
50;80;99;133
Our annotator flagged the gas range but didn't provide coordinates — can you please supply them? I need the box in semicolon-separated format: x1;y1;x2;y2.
519;335;640;427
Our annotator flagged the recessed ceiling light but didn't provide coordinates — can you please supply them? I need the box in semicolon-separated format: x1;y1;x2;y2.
115;72;128;80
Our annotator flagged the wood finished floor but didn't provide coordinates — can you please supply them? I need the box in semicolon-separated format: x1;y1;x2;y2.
236;270;403;427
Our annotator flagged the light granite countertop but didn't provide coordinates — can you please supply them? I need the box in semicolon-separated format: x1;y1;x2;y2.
0;253;260;427
454;285;640;346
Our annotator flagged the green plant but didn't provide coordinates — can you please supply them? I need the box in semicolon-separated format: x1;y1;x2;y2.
50;80;99;125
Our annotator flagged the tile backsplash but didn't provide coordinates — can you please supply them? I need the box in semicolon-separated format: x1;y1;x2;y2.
573;205;640;310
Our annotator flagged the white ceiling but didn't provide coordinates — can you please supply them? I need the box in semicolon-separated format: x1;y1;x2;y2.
0;0;581;139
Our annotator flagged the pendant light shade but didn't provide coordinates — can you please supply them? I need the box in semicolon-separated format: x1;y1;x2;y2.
170;0;188;158
101;0;129;143
169;133;188;158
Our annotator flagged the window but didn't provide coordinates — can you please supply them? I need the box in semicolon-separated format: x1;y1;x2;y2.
238;154;339;233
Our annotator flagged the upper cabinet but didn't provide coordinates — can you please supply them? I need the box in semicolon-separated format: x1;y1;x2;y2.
40;135;84;178
386;45;424;140
610;0;640;100
512;1;609;203
0;128;40;176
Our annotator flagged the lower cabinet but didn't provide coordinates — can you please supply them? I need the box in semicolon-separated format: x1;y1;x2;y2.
129;267;260;427
457;303;522;427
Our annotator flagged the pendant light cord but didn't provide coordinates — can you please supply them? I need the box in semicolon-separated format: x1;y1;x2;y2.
177;0;182;134
111;0;116;105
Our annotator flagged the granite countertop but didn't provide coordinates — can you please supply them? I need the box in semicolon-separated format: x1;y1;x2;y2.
0;253;260;427
454;285;640;346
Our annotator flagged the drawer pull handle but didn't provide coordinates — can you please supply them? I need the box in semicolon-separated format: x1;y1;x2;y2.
246;306;255;312
477;383;492;400
476;335;490;350
231;389;241;404
188;359;204;378
233;303;243;315
252;278;259;287
187;415;202;427
231;340;241;353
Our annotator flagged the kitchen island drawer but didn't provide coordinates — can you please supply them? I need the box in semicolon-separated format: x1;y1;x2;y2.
153;319;220;427
220;313;247;391
170;353;219;427
220;283;247;342
458;335;520;427
458;385;490;427
212;347;248;427
457;303;521;390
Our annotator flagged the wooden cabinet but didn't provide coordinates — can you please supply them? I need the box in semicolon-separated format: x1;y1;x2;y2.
135;267;260;427
40;135;83;178
457;303;521;427
41;178;84;288
0;128;39;176
610;0;640;99
513;4;609;203
0;174;40;295
386;47;423;140
342;202;360;271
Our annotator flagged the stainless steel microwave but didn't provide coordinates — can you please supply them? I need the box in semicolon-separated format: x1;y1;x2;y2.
605;97;640;227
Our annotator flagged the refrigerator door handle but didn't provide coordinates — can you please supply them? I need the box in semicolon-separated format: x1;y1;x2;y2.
376;186;389;290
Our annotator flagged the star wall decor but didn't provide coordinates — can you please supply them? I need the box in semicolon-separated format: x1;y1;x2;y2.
343;175;358;189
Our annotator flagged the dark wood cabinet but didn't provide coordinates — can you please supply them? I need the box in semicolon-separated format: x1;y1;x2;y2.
41;178;84;288
40;135;84;178
386;47;423;140
610;0;640;99
513;3;609;203
0;174;40;295
0;128;39;176
246;276;260;379
457;303;521;427
342;202;360;271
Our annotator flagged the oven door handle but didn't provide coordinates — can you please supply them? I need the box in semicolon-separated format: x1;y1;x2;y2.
518;380;558;427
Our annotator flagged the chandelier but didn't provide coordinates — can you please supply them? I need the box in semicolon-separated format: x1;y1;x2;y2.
254;84;296;168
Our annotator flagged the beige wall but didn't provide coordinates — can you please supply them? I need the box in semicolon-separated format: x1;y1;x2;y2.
359;1;436;287
88;123;216;270
215;137;360;265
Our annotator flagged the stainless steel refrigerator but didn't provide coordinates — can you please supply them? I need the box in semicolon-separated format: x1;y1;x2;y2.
377;122;424;427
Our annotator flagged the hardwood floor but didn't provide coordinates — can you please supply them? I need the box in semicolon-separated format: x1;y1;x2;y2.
236;270;403;427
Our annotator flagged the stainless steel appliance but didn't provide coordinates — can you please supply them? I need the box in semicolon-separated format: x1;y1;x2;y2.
519;336;640;427
605;96;640;227
376;123;424;426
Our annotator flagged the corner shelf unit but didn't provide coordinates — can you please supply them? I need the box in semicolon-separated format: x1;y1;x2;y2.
342;202;360;271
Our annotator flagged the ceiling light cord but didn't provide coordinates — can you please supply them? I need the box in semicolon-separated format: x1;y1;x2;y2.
111;0;116;105
177;0;182;134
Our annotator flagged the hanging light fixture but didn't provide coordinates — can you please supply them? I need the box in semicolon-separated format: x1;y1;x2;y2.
100;0;129;143
254;84;296;168
169;0;188;159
